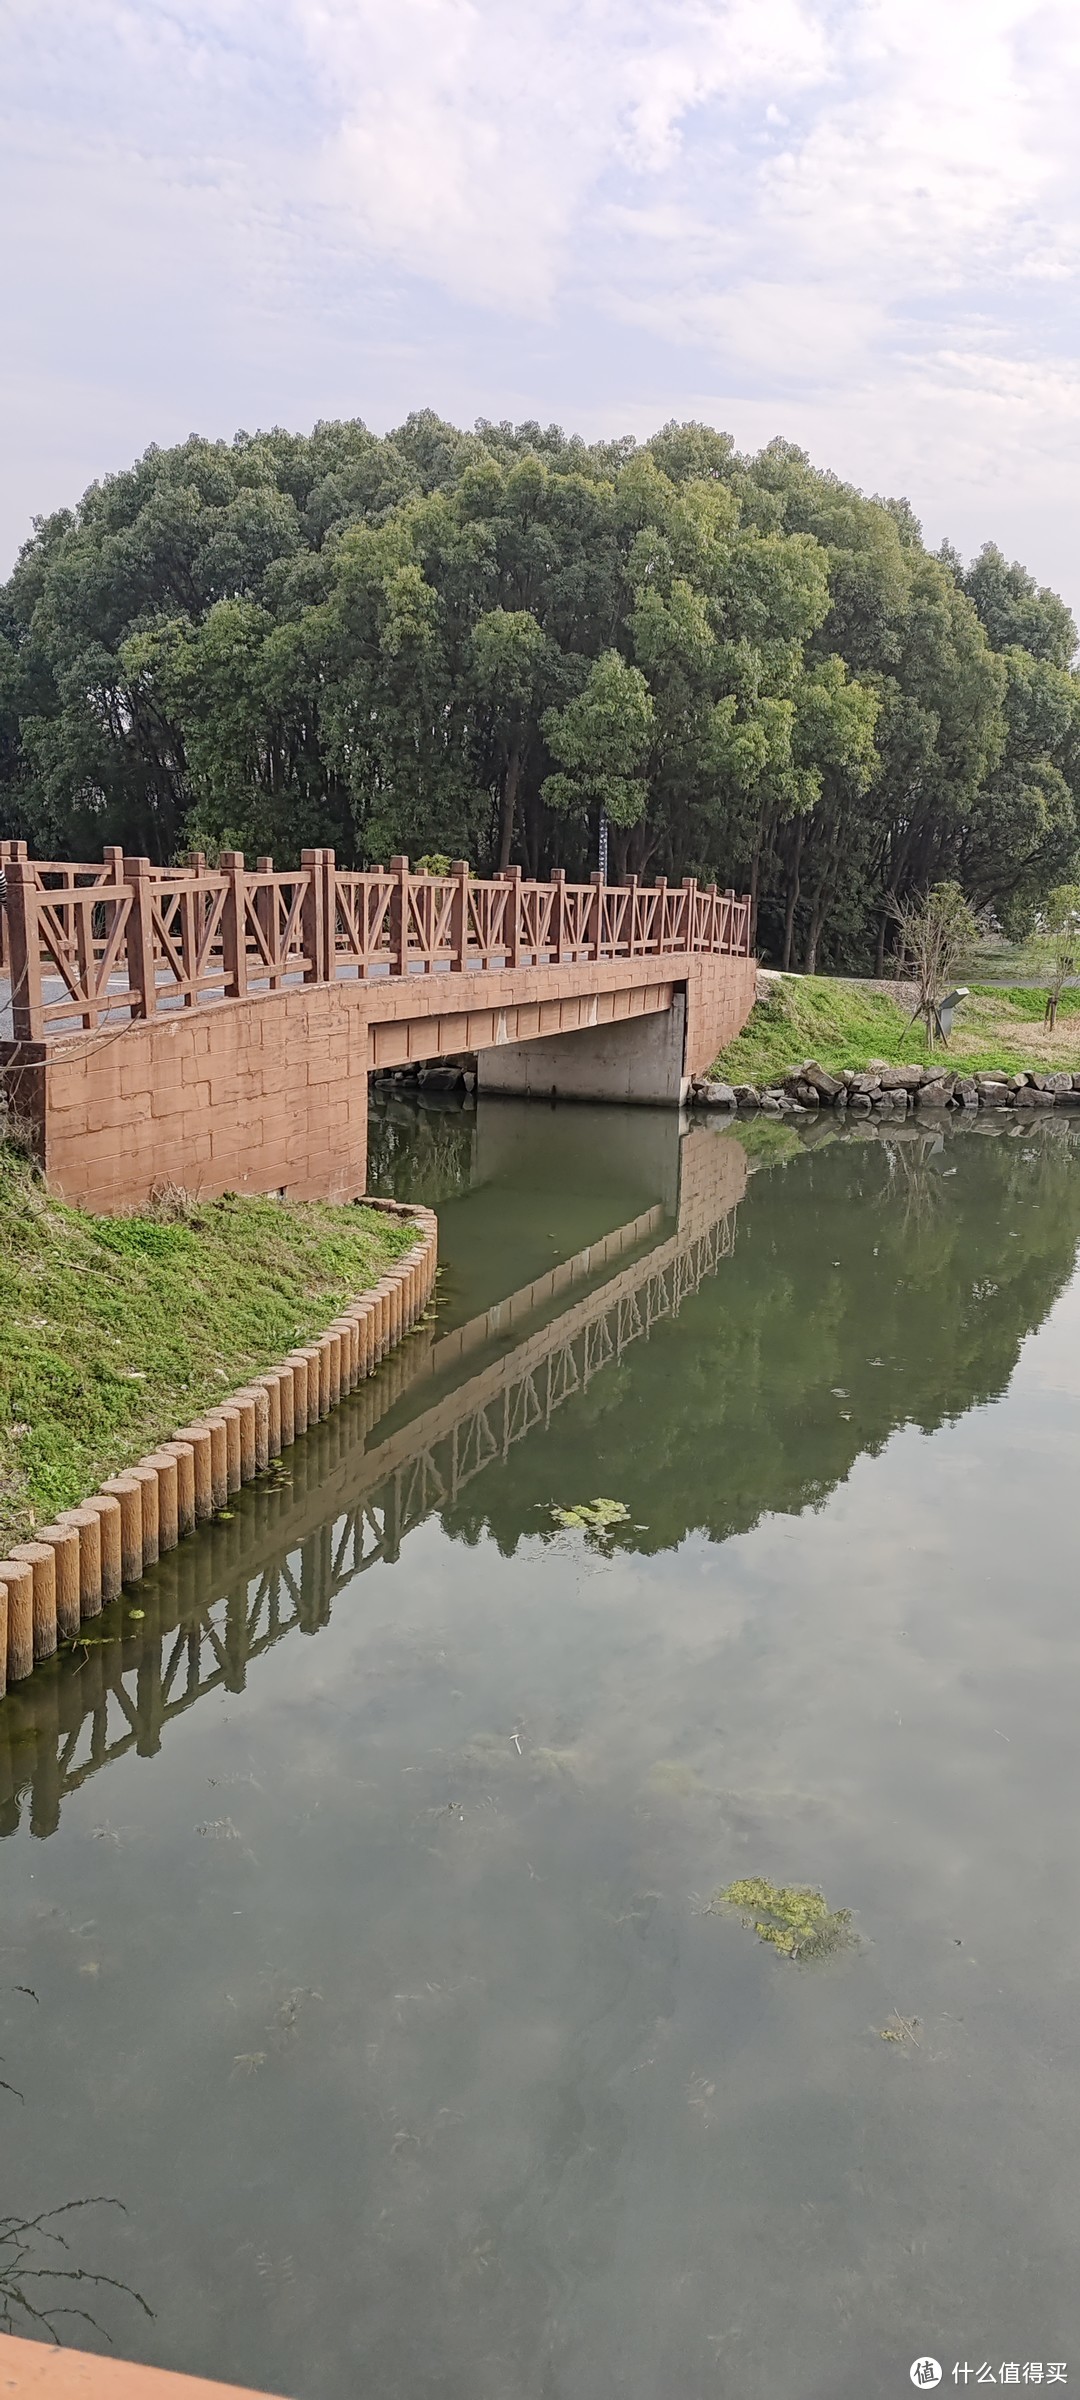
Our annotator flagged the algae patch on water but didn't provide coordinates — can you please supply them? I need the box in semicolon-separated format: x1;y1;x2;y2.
715;1876;854;1961
549;1497;630;1534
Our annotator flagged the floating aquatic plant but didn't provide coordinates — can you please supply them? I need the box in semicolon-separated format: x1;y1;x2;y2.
549;1497;630;1537
715;1876;853;1961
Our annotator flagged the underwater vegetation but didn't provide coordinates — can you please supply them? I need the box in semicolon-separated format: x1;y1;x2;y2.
715;1877;854;1961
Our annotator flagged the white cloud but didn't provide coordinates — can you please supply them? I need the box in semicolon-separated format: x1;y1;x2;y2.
1;0;1079;607
296;0;828;310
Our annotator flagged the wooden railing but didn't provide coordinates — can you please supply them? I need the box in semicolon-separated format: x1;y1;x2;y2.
0;842;752;1042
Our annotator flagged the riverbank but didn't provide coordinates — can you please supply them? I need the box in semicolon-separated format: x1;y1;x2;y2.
0;1145;416;1554
712;972;1080;1085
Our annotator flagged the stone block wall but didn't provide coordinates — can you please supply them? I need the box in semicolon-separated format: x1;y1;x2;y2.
15;983;371;1211
5;949;758;1211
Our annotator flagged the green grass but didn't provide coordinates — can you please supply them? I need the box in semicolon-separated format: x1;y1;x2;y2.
0;1147;413;1552
713;975;1080;1086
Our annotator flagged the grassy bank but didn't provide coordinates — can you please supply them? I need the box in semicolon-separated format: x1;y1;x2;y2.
713;976;1080;1086
0;1148;414;1552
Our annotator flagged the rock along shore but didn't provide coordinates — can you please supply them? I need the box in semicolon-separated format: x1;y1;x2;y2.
693;1062;1080;1118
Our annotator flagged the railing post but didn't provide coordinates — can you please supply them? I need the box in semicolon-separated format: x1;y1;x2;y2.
654;876;667;954
255;857;275;979
124;854;157;1019
590;870;604;961
300;848;328;984
0;838;22;973
322;849;337;982
626;873;639;958
5;857;44;1043
450;860;469;973
388;856;409;978
682;877;697;953
503;865;522;968
103;844;125;883
220;851;248;1000
726;887;736;954
551;867;568;965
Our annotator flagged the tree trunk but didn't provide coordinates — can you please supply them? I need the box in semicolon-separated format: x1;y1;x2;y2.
781;819;803;973
498;745;522;872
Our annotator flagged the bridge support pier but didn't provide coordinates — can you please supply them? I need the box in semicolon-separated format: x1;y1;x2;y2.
477;994;688;1106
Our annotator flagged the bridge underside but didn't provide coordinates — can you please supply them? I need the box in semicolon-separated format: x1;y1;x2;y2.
11;950;755;1209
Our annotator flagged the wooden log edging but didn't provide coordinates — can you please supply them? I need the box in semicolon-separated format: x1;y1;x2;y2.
0;1202;438;1700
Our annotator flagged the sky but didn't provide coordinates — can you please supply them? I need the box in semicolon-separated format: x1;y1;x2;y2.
3;0;1080;612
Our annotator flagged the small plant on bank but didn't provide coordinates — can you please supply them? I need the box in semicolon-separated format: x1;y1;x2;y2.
893;881;978;1049
1033;884;1080;1032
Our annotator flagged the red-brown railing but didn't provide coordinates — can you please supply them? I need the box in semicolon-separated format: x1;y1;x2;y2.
0;844;752;1042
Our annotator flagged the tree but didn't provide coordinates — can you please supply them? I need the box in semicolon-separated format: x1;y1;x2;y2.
469;609;557;869
893;881;978;1047
1033;884;1080;1031
542;653;654;851
3;415;1078;963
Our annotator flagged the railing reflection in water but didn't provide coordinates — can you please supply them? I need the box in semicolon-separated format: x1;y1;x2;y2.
0;1136;743;1839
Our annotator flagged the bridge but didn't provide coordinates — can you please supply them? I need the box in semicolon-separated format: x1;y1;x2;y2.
0;842;755;1209
0;1124;745;1837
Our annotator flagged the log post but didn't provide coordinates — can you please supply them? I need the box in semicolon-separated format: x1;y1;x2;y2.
0;1561;33;1683
9;1541;58;1661
38;1524;81;1641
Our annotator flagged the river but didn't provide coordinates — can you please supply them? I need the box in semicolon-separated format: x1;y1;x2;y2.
2;1097;1080;2398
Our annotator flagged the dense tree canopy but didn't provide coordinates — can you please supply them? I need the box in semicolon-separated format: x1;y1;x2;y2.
2;412;1077;970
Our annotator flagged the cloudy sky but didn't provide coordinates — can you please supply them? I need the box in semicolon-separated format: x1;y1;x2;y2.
4;0;1079;610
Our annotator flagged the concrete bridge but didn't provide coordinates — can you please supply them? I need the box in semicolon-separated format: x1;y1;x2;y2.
0;843;754;1209
0;1119;745;1837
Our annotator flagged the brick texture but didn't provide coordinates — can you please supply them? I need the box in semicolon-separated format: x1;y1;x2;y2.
8;952;756;1211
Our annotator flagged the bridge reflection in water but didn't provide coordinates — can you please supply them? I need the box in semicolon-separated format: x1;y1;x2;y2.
0;1117;746;1841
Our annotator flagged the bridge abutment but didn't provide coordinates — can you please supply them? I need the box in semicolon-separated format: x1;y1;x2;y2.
477;992;688;1105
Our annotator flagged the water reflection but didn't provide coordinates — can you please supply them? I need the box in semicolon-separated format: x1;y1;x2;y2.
0;1108;742;1838
6;1103;1080;2400
4;1104;1079;1846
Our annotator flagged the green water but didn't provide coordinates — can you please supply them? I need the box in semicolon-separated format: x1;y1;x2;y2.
3;1099;1080;2397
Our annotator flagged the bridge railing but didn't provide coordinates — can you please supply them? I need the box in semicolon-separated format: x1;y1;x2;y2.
1;844;752;1041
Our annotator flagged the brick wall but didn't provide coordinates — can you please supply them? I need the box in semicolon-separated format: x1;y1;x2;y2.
24;983;371;1210
683;953;758;1078
8;950;758;1211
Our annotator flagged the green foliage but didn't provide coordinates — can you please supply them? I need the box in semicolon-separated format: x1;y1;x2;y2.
1030;882;1080;1028
0;1146;411;1550
3;414;1078;962
716;1877;853;1961
543;653;654;831
713;973;1080;1082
